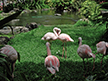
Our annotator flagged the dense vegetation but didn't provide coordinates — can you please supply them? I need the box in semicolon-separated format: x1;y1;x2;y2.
1;0;108;25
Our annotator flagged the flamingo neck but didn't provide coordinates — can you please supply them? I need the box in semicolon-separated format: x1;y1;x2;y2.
78;39;82;47
58;29;61;36
53;28;61;37
46;44;51;56
53;29;58;37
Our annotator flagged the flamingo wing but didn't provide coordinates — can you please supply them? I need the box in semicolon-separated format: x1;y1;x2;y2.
58;33;74;42
77;45;95;58
42;32;57;41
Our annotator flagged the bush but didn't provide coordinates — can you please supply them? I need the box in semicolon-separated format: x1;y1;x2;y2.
79;0;101;20
73;19;92;27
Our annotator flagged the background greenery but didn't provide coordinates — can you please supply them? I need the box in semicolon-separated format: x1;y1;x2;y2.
1;0;108;26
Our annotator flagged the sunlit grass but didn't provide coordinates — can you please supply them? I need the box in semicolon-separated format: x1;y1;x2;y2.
8;24;108;81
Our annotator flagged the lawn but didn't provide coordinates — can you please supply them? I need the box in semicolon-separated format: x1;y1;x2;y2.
7;24;108;81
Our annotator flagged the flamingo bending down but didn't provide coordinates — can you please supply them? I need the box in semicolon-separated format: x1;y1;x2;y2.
96;41;108;70
77;37;95;73
41;27;61;43
45;42;60;74
0;45;20;79
57;28;74;58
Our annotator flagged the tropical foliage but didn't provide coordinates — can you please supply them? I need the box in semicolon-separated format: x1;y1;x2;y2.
79;0;101;22
0;53;11;81
79;0;108;26
11;0;84;11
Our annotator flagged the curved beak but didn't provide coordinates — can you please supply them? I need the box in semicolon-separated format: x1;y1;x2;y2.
55;67;59;72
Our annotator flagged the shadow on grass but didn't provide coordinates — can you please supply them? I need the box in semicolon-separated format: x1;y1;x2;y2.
11;51;108;81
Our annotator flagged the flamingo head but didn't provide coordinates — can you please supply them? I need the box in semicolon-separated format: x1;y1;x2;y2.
78;37;82;45
47;67;56;74
89;53;96;58
78;37;82;41
53;27;61;36
47;65;59;74
46;42;50;47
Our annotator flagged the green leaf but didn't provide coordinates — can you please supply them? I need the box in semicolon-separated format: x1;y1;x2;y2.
0;53;7;58
0;73;10;81
1;62;12;77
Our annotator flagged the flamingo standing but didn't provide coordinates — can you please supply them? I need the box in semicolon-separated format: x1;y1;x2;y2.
77;37;95;73
96;41;108;70
41;27;61;43
57;28;74;58
45;42;60;74
0;45;20;79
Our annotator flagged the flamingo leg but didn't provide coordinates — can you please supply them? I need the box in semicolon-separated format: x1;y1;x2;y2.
87;58;89;72
92;58;95;71
11;62;15;79
83;58;86;77
62;43;64;58
100;55;104;70
65;43;67;58
83;58;86;71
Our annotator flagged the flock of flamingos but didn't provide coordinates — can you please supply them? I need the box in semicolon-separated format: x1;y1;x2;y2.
0;27;108;79
41;27;108;75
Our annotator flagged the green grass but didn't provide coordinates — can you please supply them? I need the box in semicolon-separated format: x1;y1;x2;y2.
6;24;108;81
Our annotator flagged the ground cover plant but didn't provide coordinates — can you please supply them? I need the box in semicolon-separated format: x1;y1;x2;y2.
3;23;108;81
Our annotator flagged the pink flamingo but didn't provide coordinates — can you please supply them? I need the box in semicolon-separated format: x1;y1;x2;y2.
0;45;20;79
41;27;61;43
45;42;60;74
57;28;74;58
77;37;95;73
95;41;108;70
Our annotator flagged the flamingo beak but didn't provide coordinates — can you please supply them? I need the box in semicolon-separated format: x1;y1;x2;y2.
71;39;74;42
89;53;96;58
41;37;44;40
55;67;59;72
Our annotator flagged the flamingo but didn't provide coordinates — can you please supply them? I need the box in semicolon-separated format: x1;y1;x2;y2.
57;28;74;58
95;41;108;70
0;45;20;79
45;42;60;74
41;27;61;43
77;37;95;73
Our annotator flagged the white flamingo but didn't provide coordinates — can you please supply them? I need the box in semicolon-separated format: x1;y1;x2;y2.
41;27;61;43
57;28;74;58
